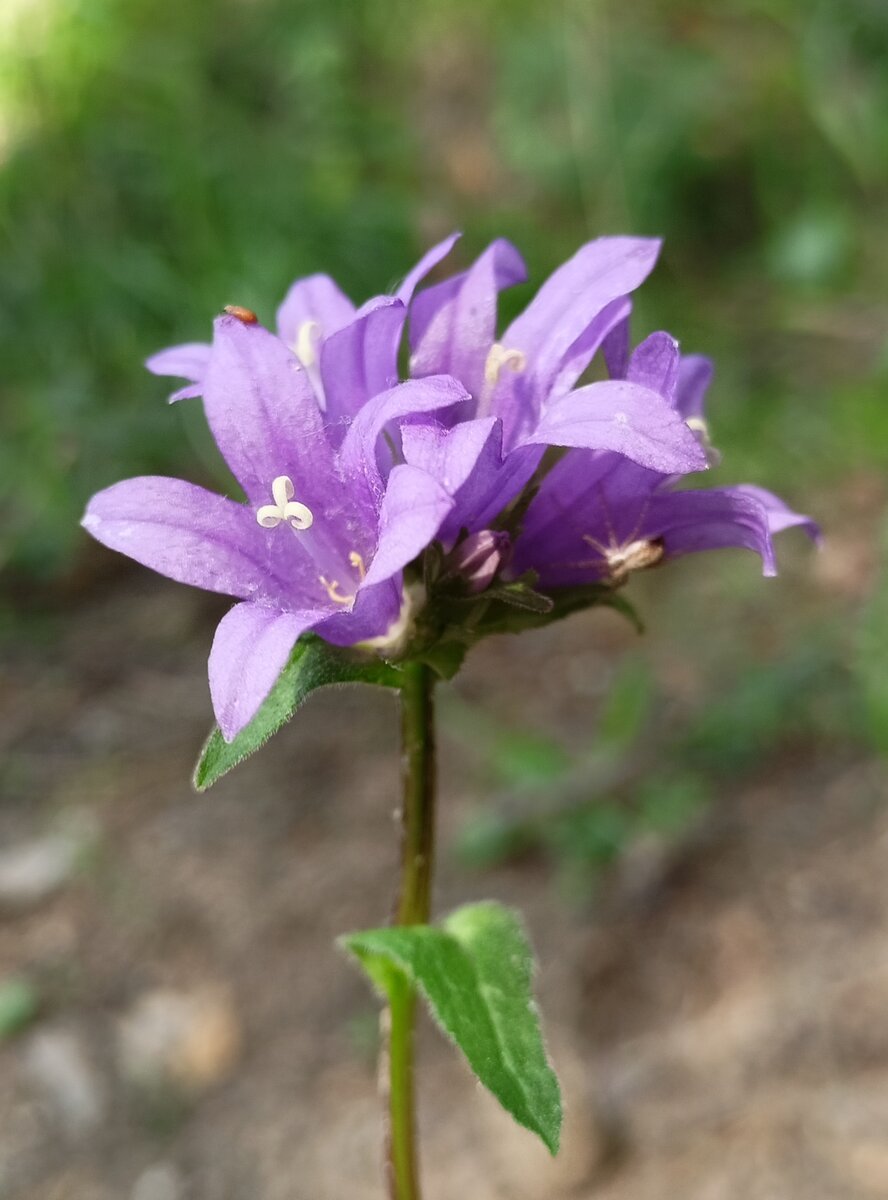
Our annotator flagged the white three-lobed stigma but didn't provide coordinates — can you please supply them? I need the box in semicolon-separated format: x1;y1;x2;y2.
256;475;314;531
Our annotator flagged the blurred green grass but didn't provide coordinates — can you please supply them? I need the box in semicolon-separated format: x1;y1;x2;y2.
1;0;885;578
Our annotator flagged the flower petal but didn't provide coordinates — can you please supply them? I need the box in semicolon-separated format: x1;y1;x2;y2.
168;382;204;403
317;577;405;647
275;273;356;351
395;232;461;304
361;464;455;587
209;602;327;741
627;332;680;403
409;239;527;401
675;355;714;420
523;380;708;474
509;448;655;581
320;299;407;439
401;417;502;497
81;477;299;602
497;237;661;401
545;296;632;402
731;484;821;542
514;480;778;585
337;375;470;510
146;342;211;402
645;487;778;575
602;309;632;379
203;314;339;508
402;417;540;543
513;448;639;556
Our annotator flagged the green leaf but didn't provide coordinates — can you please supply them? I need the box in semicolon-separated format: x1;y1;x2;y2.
194;635;402;791
341;901;562;1154
0;978;39;1040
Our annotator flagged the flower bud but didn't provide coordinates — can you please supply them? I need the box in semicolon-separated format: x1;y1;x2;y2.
449;530;511;594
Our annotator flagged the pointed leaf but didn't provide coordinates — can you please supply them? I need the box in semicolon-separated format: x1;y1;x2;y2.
194;635;402;790
341;901;562;1154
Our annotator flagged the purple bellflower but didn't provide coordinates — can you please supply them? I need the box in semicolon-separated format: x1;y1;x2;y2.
82;234;815;745
397;238;815;591
150;235;704;481
508;331;820;588
84;312;468;740
404;237;707;518
145;235;461;409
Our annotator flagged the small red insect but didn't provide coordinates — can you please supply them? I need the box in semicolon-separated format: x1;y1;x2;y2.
223;305;258;324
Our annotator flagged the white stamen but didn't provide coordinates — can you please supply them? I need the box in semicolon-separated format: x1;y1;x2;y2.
348;551;366;580
294;320;322;369
256;475;314;532
484;343;527;387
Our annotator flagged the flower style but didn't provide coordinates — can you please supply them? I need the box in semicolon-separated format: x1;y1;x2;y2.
83;312;468;740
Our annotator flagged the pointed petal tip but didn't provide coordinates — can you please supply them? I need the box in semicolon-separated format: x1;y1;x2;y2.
167;383;203;404
352;293;406;320
425;372;472;402
652;424;710;476
209;603;322;742
635;236;664;273
218;717;240;744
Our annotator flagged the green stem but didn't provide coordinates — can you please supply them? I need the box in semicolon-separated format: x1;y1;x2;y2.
386;662;436;1200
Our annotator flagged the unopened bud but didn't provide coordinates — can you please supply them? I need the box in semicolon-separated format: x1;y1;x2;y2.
449;530;511;594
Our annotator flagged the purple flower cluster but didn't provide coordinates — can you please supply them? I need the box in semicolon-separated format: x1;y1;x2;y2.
83;235;816;740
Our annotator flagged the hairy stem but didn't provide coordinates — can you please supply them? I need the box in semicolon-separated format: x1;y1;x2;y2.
386;662;436;1200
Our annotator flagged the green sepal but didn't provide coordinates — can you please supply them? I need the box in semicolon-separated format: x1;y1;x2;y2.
341;901;562;1155
483;578;555;614
194;634;402;791
473;582;644;639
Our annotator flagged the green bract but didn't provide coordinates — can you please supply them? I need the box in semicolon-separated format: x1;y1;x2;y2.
194;579;641;789
194;635;402;790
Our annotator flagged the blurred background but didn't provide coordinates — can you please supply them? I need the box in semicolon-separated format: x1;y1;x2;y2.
1;0;887;1196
